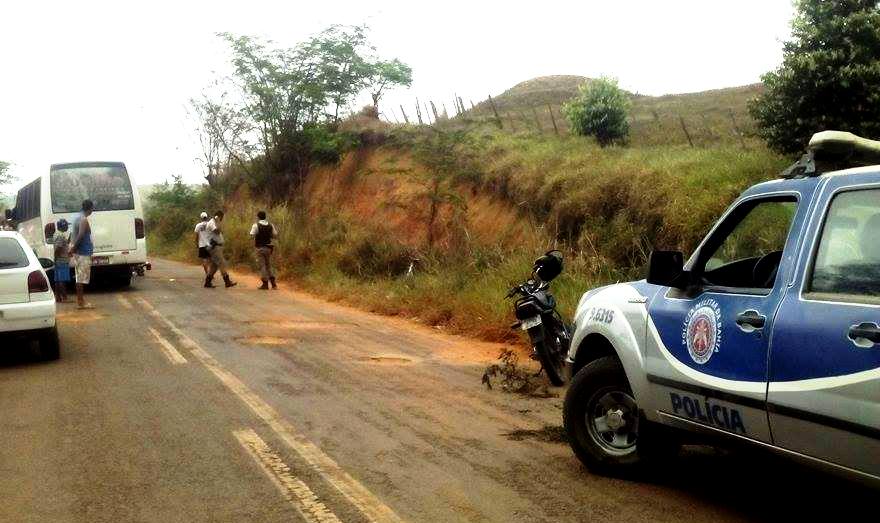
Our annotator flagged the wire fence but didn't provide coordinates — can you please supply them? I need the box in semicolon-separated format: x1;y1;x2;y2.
378;93;758;149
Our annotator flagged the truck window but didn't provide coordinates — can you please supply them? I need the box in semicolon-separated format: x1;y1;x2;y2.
809;188;880;302
699;198;797;290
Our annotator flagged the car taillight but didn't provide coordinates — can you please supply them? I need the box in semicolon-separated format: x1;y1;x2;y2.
135;218;145;239
44;222;56;242
28;270;49;293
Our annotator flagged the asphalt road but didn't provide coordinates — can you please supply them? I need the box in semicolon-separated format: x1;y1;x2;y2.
0;258;873;522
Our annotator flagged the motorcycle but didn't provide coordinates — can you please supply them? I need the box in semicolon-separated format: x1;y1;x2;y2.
506;250;571;386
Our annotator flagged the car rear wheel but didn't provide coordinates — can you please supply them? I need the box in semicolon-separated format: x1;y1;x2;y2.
563;356;677;476
36;327;60;361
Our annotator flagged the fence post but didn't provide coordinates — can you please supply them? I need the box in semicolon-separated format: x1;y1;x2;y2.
469;100;476;110
729;109;747;150
488;94;503;129
679;116;694;147
389;106;400;124
548;104;559;136
531;106;542;132
430;100;440;121
399;105;410;124
415;99;423;125
424;101;432;122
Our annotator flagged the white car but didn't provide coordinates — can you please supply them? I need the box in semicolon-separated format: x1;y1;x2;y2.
0;230;58;359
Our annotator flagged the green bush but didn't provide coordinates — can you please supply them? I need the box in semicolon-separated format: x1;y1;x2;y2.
562;77;631;146
750;0;880;154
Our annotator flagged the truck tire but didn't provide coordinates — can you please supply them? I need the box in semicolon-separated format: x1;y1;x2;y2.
563;356;676;476
37;327;60;361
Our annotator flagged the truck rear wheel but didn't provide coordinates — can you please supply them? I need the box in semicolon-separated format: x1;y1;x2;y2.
563;356;677;476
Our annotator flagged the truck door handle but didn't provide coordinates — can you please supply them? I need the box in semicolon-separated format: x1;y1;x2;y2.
848;322;880;347
736;310;766;332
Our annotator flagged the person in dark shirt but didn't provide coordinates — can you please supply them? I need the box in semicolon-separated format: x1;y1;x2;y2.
248;211;278;290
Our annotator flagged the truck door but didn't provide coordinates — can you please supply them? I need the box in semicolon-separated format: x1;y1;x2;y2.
769;178;880;478
645;193;805;443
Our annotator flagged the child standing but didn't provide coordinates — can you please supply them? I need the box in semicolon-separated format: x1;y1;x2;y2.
53;219;71;303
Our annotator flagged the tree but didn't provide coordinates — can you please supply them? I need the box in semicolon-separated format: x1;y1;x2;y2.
750;0;880;154
209;27;412;194
563;77;630;146
366;58;413;111
189;88;255;185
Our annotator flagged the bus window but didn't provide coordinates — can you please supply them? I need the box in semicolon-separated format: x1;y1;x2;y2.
51;165;134;213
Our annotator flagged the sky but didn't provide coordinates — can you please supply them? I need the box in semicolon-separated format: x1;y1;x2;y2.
0;0;795;192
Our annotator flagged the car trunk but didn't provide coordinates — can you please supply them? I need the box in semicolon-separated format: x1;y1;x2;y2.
0;237;31;304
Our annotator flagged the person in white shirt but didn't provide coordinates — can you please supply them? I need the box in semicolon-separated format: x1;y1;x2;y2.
204;210;237;289
249;210;279;290
194;211;211;274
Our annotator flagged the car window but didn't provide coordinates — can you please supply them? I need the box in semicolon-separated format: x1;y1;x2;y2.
700;198;797;289
809;188;880;302
0;238;29;269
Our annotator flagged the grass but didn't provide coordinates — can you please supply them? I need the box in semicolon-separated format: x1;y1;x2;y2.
148;127;789;347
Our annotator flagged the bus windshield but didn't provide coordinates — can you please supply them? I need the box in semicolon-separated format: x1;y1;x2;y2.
51;165;134;213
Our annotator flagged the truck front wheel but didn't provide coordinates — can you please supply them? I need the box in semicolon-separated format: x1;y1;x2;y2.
563;356;677;476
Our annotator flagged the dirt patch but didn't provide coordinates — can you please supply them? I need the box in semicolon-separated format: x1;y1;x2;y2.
482;349;556;398
57;311;106;323
503;425;569;444
242;320;354;330
355;355;413;365
234;336;295;346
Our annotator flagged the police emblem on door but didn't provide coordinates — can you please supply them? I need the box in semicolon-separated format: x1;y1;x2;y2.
682;299;722;365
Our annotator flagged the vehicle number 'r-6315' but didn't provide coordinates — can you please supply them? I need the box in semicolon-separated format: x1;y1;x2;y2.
586;307;614;324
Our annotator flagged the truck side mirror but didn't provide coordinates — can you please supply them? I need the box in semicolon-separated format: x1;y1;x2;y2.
647;250;688;289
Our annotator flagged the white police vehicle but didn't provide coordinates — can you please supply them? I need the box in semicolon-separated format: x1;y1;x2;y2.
563;131;880;485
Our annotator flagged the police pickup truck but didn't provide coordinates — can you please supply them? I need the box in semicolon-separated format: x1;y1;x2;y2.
563;131;880;485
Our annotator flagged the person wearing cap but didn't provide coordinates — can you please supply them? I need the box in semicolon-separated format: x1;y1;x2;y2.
194;211;211;274
52;218;71;303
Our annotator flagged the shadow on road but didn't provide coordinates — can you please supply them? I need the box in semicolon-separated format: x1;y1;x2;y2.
640;445;875;520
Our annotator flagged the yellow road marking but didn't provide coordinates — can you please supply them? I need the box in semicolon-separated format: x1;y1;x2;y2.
116;295;133;309
147;327;188;365
234;428;342;523
135;296;404;523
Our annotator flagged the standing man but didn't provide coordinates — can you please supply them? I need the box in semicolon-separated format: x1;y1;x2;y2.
69;199;95;309
249;210;278;290
204;210;237;289
194;211;211;274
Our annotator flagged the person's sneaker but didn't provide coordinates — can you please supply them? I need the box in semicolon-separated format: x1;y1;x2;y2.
204;277;215;288
258;280;269;290
224;276;237;288
269;277;277;290
77;303;95;310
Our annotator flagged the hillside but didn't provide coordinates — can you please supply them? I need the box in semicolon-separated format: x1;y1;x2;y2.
468;76;763;147
146;127;787;343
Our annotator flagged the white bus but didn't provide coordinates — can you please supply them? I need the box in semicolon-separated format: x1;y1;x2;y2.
6;161;148;286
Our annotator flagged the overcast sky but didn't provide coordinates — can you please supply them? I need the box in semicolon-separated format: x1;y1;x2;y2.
0;0;795;191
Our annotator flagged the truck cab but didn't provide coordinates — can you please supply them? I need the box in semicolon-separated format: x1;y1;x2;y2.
563;131;880;485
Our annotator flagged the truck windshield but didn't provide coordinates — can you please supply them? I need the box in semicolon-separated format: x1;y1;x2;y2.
50;165;134;213
0;238;28;269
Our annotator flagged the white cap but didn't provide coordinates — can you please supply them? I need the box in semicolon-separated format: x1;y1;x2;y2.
200;211;209;219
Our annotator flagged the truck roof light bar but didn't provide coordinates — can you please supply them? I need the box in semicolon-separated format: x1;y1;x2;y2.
780;131;880;179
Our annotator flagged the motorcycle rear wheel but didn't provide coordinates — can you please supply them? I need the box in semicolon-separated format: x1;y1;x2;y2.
535;334;566;386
